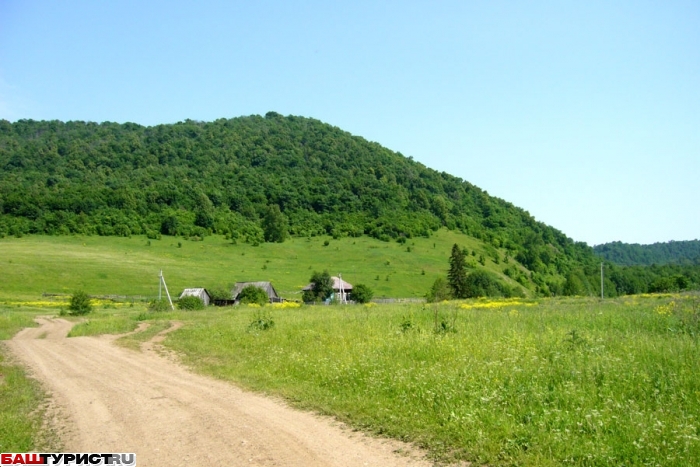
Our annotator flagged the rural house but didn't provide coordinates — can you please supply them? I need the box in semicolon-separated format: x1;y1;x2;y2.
231;281;282;304
302;276;353;302
179;288;212;306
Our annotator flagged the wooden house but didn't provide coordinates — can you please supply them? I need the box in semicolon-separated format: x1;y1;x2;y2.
179;288;212;306
302;276;353;302
231;281;282;304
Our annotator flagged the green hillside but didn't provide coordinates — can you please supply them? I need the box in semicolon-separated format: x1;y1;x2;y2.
0;115;592;284
0;230;533;300
2;114;699;297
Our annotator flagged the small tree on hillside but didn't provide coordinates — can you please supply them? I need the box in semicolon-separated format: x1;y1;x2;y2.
160;215;179;236
261;204;288;243
448;243;468;299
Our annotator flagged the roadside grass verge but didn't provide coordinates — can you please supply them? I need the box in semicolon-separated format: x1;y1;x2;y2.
0;306;52;452
161;295;700;466
0;349;49;451
0;307;43;340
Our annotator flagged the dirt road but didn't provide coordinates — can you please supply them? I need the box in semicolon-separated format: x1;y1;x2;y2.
9;318;432;467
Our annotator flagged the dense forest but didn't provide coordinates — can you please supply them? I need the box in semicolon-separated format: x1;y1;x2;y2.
594;240;700;266
1;113;698;296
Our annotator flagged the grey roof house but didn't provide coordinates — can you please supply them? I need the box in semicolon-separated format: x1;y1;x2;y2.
302;276;353;303
231;281;282;303
179;288;212;306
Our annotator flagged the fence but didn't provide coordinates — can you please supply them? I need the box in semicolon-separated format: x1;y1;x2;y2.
42;293;155;301
370;298;426;304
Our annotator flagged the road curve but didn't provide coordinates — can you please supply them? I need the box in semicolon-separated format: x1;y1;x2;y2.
8;318;431;467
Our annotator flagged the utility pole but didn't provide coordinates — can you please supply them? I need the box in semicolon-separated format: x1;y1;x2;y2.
338;273;346;304
600;263;604;299
159;270;175;310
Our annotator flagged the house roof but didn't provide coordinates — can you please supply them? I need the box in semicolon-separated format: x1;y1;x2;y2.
231;281;279;299
302;276;353;291
179;288;211;299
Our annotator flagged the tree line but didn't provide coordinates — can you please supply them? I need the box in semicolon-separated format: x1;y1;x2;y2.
594;240;700;266
426;244;700;300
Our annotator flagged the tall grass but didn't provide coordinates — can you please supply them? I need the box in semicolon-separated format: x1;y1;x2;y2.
165;295;700;466
3;296;699;464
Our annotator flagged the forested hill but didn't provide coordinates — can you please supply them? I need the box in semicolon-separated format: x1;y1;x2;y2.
594;240;700;266
0;113;594;276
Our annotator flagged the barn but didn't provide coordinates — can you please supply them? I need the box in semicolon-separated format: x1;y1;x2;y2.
179;288;212;306
231;281;282;304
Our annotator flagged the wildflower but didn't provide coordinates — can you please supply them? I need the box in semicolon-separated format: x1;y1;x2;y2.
460;299;535;310
655;301;676;316
270;302;301;309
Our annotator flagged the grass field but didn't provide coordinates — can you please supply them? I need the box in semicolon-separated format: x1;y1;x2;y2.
2;235;699;465
0;230;527;300
14;293;695;466
159;295;700;466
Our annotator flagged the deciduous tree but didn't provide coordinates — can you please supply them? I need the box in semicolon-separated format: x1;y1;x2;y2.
303;270;333;302
351;284;374;303
261;205;288;243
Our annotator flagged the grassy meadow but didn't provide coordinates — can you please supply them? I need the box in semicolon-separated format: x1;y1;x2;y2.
2;234;699;465
0;230;525;300
159;295;700;466
4;293;695;465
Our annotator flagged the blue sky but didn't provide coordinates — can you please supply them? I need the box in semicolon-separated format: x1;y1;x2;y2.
1;1;698;245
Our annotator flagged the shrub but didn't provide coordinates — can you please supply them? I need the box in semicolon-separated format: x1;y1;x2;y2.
400;317;414;332
148;299;171;312
238;285;269;306
464;270;510;298
208;286;232;301
248;309;275;331
426;277;451;302
68;290;92;316
177;295;205;310
352;284;374;304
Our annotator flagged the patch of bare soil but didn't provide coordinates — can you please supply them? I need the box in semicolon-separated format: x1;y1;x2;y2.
8;318;435;466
